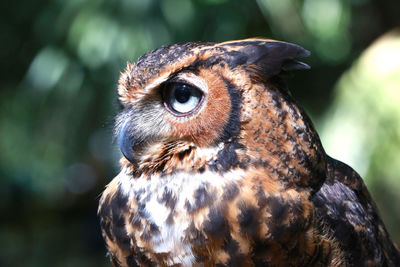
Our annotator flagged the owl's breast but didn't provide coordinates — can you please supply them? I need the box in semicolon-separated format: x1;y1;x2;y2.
99;167;246;266
99;166;331;266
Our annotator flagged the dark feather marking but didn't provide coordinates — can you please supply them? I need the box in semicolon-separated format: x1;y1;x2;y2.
150;222;160;234
223;236;248;267
255;187;268;209
99;196;114;241
126;255;139;267
238;155;251;169
177;150;186;161
252;240;270;266
112;215;131;251
207;161;218;172
238;202;260;238
159;187;177;210
141;222;160;242
98;195;111;218
201;55;225;68
101;220;113;241
267;196;287;222
186;222;207;248
109;189;131;252
222;183;239;201
135;188;145;200
135;249;157;267
215;142;245;171
306;241;323;266
130;215;142;229
111;254;122;267
137;202;150;219
203;207;229;239
221;50;248;69
111;190;129;219
166;212;174;225
269;89;282;109
217;79;242;143
265;195;308;243
185;183;214;213
198;166;205;173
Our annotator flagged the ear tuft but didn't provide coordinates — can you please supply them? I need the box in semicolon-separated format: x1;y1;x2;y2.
282;59;310;72
220;39;310;76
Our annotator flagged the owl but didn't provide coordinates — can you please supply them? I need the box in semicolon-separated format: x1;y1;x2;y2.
98;39;400;266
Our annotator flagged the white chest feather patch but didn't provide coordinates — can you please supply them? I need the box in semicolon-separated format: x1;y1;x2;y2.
117;168;244;266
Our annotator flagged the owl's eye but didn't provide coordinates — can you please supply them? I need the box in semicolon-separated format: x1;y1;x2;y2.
163;83;203;115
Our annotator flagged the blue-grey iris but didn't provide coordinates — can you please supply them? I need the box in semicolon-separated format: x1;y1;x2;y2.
164;83;203;115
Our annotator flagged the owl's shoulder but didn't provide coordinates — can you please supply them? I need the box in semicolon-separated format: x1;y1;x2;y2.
312;157;400;265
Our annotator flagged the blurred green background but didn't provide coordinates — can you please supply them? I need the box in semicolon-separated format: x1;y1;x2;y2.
1;0;399;266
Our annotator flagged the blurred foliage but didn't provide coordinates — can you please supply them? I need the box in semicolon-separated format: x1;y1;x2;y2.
320;30;400;242
0;0;399;266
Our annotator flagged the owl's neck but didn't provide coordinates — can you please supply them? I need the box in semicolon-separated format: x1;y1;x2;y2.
236;81;327;192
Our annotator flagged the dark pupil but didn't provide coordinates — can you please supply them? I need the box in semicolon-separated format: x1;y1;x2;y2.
174;85;191;103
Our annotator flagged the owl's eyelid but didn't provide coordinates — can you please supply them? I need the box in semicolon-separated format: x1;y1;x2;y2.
167;73;209;95
165;79;195;88
164;78;203;94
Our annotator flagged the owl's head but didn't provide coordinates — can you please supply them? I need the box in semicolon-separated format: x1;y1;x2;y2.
116;39;324;189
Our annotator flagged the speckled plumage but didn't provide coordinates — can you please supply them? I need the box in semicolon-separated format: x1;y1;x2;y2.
98;39;400;266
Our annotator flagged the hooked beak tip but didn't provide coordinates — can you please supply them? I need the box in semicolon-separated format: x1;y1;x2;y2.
117;119;136;164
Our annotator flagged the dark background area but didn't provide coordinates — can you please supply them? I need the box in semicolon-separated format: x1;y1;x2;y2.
1;0;399;266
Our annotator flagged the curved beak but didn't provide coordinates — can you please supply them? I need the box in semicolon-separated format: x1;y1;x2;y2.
117;118;136;164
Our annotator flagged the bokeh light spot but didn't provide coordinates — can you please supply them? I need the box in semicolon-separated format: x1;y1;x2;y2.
26;47;68;91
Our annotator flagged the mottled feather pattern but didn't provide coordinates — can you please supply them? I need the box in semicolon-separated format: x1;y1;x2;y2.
99;38;400;266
